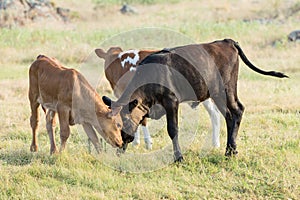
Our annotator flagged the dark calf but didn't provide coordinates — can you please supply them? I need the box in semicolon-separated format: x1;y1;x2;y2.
104;39;288;162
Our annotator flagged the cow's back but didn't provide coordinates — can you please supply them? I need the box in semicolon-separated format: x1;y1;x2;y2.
29;55;78;107
135;40;239;102
137;47;209;102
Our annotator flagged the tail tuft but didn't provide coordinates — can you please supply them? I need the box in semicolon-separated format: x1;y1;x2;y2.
270;71;289;78
233;42;289;78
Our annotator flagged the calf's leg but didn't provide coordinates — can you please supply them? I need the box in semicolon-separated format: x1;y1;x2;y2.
82;123;102;153
46;110;58;154
225;98;244;156
203;99;221;147
132;130;140;146
57;104;71;152
141;118;152;150
30;102;39;152
163;100;182;162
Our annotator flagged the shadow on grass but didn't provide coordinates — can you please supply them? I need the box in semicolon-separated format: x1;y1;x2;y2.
0;149;57;166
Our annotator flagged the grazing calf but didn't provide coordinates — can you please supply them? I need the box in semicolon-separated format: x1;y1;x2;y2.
95;47;221;149
104;39;288;162
29;55;123;154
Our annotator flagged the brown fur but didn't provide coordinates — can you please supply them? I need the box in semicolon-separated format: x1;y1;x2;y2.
95;48;157;136
95;47;157;97
28;55;123;154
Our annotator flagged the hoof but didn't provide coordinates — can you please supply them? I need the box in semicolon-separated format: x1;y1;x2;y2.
132;139;140;147
212;142;220;148
50;148;59;155
30;145;38;152
175;156;184;163
69;118;75;126
145;141;152;150
225;148;238;157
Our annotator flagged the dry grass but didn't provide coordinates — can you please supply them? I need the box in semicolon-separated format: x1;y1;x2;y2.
0;0;299;199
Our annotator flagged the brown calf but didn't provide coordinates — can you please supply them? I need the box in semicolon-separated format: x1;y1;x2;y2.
28;55;123;154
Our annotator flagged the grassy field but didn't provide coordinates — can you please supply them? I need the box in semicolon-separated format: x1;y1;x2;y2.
0;0;300;199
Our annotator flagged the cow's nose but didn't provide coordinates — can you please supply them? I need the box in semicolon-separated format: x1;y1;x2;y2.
115;138;123;148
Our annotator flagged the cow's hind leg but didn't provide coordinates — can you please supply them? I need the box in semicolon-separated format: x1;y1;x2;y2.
30;102;39;152
46;110;58;154
57;104;71;152
203;99;221;148
225;98;244;156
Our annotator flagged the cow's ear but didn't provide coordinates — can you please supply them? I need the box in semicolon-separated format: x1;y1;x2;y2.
95;48;107;59
110;106;122;117
107;106;122;118
129;99;138;112
102;96;112;107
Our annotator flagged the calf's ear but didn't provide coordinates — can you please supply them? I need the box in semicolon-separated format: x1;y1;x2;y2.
106;105;122;118
102;96;112;107
95;48;107;59
109;106;122;117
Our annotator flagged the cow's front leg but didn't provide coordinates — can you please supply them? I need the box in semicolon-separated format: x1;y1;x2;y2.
164;100;182;162
132;130;140;146
82;123;102;153
141;119;152;150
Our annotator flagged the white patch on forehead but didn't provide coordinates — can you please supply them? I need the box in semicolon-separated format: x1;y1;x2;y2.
118;49;140;68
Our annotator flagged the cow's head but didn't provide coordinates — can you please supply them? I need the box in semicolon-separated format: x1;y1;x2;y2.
95;108;124;148
95;47;123;68
93;98;124;148
102;96;149;150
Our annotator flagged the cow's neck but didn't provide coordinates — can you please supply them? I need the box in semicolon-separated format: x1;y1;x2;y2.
132;89;154;111
72;79;108;124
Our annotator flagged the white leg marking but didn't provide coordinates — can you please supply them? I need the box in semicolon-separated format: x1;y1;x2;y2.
203;99;221;148
132;128;140;146
142;125;152;150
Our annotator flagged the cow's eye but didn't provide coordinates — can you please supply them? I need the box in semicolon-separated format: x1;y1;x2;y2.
116;123;122;129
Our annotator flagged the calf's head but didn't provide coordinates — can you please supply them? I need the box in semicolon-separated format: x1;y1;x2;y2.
95;47;123;68
95;105;124;148
102;96;149;146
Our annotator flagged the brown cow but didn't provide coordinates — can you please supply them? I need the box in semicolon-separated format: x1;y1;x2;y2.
95;48;221;150
28;55;123;154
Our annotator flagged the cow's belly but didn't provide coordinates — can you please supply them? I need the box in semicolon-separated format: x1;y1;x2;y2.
37;96;58;111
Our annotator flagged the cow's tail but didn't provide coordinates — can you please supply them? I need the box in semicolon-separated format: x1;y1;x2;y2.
233;41;289;78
